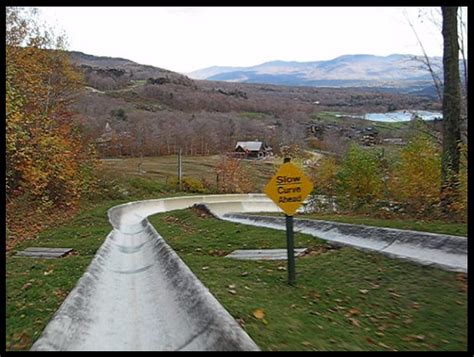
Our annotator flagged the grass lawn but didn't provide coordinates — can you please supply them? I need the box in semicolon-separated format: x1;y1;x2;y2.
5;190;467;351
147;208;467;351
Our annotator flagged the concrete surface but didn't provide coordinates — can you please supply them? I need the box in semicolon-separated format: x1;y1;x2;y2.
32;194;278;351
16;247;73;259
221;213;467;273
225;248;308;260
31;194;466;351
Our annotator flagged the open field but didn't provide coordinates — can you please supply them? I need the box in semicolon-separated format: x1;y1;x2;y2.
99;155;277;191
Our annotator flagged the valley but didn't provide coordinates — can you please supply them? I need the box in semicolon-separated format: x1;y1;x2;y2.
69;51;442;158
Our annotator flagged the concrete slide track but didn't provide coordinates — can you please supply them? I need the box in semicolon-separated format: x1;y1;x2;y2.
31;194;466;351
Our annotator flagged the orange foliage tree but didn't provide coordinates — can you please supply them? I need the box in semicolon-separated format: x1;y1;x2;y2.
216;156;254;193
6;7;98;207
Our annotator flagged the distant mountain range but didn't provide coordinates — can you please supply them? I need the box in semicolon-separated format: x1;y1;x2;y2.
188;54;461;97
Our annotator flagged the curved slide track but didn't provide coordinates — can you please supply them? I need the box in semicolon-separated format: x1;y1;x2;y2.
31;194;466;351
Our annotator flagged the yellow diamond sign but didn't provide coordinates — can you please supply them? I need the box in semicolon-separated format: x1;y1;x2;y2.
264;162;314;216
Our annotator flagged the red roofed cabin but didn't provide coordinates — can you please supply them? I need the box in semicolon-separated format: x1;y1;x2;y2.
234;141;273;159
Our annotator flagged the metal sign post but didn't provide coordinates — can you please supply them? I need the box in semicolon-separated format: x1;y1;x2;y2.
264;157;313;286
285;213;296;286
178;148;182;191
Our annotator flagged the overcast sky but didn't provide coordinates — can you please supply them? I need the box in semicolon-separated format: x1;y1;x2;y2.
35;6;467;74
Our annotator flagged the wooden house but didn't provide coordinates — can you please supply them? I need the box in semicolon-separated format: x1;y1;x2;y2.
234;141;273;159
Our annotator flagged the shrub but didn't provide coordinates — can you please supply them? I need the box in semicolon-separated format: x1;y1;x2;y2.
309;156;339;197
388;133;441;215
169;176;207;193
336;143;384;209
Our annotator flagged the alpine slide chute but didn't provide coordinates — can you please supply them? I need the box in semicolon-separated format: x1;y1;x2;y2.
31;194;466;351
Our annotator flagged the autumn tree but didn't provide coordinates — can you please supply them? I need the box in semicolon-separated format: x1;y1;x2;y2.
6;7;98;207
216;156;254;193
389;133;441;215
308;156;338;197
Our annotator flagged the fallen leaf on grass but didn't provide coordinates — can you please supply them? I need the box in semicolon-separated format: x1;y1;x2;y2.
402;334;425;342
366;337;376;345
228;289;237;295
348;318;361;327
359;289;369;295
53;289;67;299
348;308;361;316
22;282;32;290
253;308;265;320
456;273;467;291
252;309;269;325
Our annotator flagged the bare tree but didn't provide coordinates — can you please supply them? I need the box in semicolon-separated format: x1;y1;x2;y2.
404;8;443;102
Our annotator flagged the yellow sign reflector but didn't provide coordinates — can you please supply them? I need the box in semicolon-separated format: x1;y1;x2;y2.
264;162;314;216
